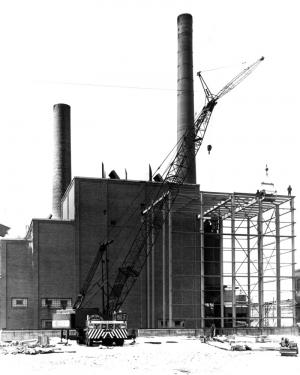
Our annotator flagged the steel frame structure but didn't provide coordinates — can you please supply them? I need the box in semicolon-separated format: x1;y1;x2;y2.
172;189;296;329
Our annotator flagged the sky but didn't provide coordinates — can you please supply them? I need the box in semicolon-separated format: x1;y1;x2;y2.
0;0;299;263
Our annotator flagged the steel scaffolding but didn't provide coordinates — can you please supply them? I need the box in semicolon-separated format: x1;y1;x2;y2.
172;189;296;328
201;191;296;328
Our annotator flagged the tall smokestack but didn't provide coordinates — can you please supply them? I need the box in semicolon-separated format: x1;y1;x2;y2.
177;13;196;184
52;103;71;219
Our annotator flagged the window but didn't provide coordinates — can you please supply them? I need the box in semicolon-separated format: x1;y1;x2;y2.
41;298;72;309
297;279;300;292
158;319;185;328
174;320;185;328
12;298;28;308
41;320;53;329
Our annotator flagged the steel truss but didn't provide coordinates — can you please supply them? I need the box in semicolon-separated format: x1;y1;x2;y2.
197;191;296;329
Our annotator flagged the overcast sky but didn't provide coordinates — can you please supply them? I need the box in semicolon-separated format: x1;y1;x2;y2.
0;0;298;263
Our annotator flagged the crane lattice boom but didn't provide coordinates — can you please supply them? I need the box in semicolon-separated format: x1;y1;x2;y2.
82;57;264;317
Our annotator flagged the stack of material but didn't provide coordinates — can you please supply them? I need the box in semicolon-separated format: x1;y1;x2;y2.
205;335;280;352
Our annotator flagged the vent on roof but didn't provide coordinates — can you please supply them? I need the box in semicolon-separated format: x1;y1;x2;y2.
109;170;120;179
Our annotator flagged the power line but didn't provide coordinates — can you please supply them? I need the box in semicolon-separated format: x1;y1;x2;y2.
38;80;179;92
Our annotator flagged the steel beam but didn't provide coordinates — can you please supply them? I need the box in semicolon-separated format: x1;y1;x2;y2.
162;205;166;328
247;218;251;327
257;198;264;328
219;218;224;329
146;217;151;328
275;205;281;327
151;209;155;328
200;192;205;328
231;195;236;328
168;194;173;328
291;198;296;327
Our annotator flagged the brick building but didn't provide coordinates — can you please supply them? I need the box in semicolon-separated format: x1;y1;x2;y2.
0;14;296;332
0;178;203;330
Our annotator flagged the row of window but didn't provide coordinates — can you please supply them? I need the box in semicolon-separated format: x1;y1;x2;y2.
11;298;72;309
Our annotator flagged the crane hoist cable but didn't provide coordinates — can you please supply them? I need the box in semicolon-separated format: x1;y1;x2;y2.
80;56;265;317
104;56;264;316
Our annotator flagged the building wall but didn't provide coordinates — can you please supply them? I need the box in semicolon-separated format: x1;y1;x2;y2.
70;178;202;329
0;240;34;329
171;212;201;328
0;177;204;330
75;178;153;328
32;220;75;329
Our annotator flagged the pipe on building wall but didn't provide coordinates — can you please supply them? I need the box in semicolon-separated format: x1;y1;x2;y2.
52;103;71;219
151;209;155;328
177;13;196;184
168;193;173;328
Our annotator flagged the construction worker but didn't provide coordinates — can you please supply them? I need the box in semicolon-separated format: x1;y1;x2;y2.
287;185;292;196
210;323;216;338
131;329;136;345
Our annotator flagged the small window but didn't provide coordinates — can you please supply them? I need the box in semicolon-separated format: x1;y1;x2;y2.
174;320;185;328
158;320;168;328
158;319;185;328
297;279;300;291
12;298;28;308
41;320;53;329
41;298;72;309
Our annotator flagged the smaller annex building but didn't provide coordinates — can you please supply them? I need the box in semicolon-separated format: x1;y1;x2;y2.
0;177;203;330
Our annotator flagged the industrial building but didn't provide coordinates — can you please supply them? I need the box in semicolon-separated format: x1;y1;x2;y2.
0;14;297;333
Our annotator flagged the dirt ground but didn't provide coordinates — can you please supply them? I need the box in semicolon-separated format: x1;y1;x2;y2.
1;335;300;375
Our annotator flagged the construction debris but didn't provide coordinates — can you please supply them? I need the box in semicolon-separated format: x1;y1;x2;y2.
0;338;75;355
201;334;286;352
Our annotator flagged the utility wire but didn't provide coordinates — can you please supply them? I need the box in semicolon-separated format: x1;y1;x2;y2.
201;61;247;73
36;80;204;93
38;80;179;92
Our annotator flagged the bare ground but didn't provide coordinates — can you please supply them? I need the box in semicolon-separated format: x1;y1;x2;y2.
1;335;300;375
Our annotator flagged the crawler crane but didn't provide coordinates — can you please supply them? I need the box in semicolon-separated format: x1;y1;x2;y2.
106;56;264;317
53;57;264;344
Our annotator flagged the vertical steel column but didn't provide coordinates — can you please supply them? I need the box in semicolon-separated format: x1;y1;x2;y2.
257;198;264;328
247;218;251;327
162;205;166;328
219;218;224;329
168;194;173;328
146;216;151;328
275;205;281;327
291;198;296;327
231;195;236;328
151;209;155;328
200;192;205;328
